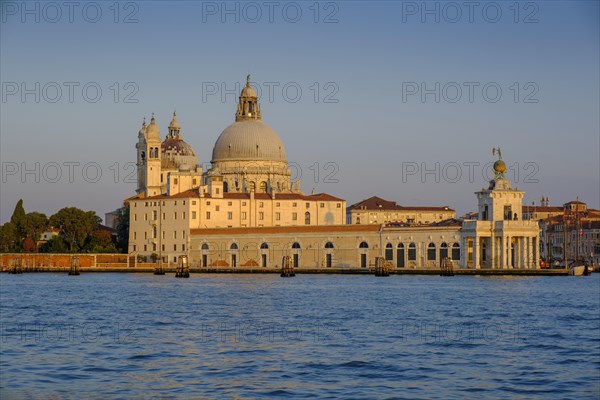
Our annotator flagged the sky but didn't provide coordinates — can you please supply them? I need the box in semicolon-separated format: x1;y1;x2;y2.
1;0;599;223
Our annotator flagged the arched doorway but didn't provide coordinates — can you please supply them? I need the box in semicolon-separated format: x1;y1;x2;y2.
325;242;334;268
359;241;369;268
292;242;301;268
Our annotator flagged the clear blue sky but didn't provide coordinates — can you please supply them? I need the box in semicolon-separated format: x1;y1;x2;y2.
1;1;598;222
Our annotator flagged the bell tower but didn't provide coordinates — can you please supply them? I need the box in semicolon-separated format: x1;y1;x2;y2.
138;114;162;197
136;118;147;194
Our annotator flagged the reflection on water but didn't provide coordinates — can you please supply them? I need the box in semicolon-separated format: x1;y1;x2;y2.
1;274;599;398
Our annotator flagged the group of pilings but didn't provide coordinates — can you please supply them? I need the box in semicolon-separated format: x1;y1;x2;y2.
280;256;295;277
374;257;390;276
440;257;454;276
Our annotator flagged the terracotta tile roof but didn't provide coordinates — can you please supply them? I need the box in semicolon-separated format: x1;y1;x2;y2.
138;189;200;200
348;196;453;212
523;206;563;213
385;218;462;228
222;192;344;201
191;224;380;236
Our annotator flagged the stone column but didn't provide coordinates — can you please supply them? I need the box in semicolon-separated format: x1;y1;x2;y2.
473;236;479;269
500;236;506;269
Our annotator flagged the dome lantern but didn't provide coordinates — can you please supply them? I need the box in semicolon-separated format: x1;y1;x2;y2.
236;74;261;122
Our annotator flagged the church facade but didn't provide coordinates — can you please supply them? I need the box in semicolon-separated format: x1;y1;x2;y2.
127;76;540;270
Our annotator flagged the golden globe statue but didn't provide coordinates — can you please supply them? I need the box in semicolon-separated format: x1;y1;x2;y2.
493;159;506;174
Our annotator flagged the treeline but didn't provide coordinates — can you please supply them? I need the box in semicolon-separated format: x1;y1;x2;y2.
0;199;129;253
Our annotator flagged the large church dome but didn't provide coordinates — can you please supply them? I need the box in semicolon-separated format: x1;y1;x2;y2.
211;120;286;162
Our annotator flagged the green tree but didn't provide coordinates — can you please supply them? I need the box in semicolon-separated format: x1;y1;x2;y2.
115;206;129;253
82;230;117;253
39;236;68;253
23;212;48;251
49;207;101;252
9;199;27;249
0;222;19;252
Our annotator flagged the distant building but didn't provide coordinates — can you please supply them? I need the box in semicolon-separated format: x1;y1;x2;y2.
346;196;454;225
538;200;600;265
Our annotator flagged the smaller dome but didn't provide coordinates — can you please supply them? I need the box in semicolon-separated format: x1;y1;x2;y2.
162;137;196;157
493;160;506;174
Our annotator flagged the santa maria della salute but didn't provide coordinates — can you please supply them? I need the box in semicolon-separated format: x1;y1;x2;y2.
126;76;540;272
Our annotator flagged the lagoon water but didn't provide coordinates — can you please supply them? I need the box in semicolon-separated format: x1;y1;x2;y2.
1;273;599;399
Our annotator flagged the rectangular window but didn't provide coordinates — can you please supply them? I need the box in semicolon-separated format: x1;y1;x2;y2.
183;212;186;219
162;213;166;219
144;232;147;240
276;212;281;221
192;201;196;205
337;203;341;208
259;212;264;220
216;205;220;211
228;201;232;206
174;212;177;220
174;231;177;239
153;243;156;251
162;231;165;239
320;203;324;208
134;232;137;240
144;213;147;221
216;188;220;194
133;245;136;251
192;211;197;219
228;212;233;220
259;202;264;208
242;212;247;220
293;202;297;207
174;178;178;185
206;211;211;220
276;202;280;207
183;201;186;205
242;201;246;206
207;201;211;205
306;202;310;208
144;245;147;251
174;244;177;251
162;244;165;251
134;214;137;221
182;231;185;238
182;244;185;251
292;212;297;221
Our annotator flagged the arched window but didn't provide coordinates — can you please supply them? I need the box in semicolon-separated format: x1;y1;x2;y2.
260;181;267;193
397;243;405;268
260;242;269;249
359;241;369;249
305;212;311;225
427;243;436;261
325;242;334;249
385;243;393;261
356;217;361;224
292;242;301;249
201;243;209;250
223;181;229;193
292;242;301;268
249;181;256;192
408;243;417;261
452;243;460;260
230;243;238;250
440;242;448;260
